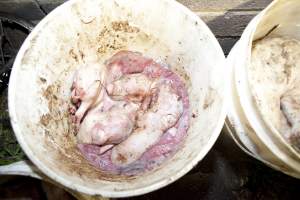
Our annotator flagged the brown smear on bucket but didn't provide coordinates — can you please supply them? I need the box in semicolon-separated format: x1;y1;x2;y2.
96;21;144;54
40;82;135;181
203;88;217;110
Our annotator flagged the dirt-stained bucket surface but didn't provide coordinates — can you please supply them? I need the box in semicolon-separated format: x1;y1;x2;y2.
8;0;226;197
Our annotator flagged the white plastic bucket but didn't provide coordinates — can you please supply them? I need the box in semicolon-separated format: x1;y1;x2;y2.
227;0;300;178
8;0;227;197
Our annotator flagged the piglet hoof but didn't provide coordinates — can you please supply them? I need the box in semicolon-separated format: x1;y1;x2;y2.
69;105;77;115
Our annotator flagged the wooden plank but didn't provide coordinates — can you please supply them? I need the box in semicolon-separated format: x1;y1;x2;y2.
0;1;259;38
198;11;258;37
31;0;271;13
0;0;260;56
0;0;272;15
35;1;259;37
177;0;272;11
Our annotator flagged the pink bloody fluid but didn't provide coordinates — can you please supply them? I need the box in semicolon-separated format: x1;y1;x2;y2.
76;51;189;175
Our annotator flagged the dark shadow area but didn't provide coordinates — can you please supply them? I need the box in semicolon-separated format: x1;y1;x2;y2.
0;176;75;200
0;1;299;200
